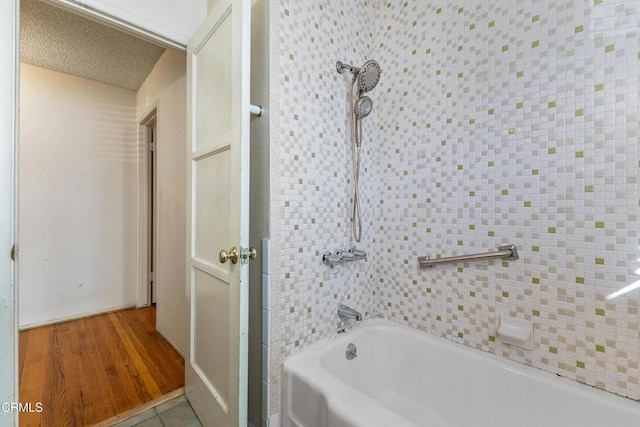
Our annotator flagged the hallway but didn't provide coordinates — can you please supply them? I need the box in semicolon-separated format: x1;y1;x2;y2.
19;306;184;426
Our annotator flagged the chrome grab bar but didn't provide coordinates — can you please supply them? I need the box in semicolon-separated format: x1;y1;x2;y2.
418;244;518;268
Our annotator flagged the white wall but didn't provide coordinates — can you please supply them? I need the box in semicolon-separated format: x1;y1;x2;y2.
137;50;187;355
19;64;138;328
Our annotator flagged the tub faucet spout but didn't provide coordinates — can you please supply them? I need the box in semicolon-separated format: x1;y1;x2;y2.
338;304;362;321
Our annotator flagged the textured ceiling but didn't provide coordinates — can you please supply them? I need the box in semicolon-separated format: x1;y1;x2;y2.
20;0;166;91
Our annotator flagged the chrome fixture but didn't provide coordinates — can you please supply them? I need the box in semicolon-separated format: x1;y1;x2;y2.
356;60;381;93
338;304;362;321
418;244;519;268
350;248;366;259
345;343;358;361
354;96;373;118
322;247;367;266
337;60;382;95
322;251;342;266
339;250;355;262
336;59;381;242
354;96;373;149
336;61;358;75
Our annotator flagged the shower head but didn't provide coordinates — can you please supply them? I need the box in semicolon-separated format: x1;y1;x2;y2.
336;59;380;147
356;60;381;93
336;59;381;94
354;96;373;147
354;96;373;119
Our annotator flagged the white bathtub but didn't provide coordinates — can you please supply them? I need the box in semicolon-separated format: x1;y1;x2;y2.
282;318;640;427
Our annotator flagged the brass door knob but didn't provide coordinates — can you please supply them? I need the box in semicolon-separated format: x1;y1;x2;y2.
219;247;239;264
248;247;257;260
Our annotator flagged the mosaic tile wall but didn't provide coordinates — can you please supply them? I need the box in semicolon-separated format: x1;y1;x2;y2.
267;0;380;416
268;0;640;418
375;0;640;402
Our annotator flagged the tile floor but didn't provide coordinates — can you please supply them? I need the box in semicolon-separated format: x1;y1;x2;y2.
113;395;202;427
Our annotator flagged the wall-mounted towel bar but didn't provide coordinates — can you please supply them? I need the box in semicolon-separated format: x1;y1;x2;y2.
418;244;518;268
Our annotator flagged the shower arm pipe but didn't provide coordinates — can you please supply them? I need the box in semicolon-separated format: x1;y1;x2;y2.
418;245;519;268
336;61;360;75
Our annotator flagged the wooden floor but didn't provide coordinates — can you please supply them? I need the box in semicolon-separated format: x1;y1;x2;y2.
19;306;185;426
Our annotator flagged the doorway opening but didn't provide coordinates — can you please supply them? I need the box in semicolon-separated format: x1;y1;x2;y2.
142;111;158;305
17;0;187;424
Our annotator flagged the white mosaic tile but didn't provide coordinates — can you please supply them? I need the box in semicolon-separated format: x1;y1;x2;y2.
268;0;640;418
268;0;379;415
375;0;640;402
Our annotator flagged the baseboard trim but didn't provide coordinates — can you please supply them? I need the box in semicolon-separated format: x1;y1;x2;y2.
18;304;136;331
94;387;185;427
156;327;185;358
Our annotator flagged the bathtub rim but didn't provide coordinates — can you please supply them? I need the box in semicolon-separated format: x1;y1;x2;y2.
281;316;640;426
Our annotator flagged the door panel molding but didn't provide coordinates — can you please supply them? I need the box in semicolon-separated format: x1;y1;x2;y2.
185;0;251;425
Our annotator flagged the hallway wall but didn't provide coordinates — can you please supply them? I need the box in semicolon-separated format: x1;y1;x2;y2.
137;49;188;355
19;63;138;327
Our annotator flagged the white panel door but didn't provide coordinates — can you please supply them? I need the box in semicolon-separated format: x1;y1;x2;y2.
185;0;251;425
0;0;18;425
